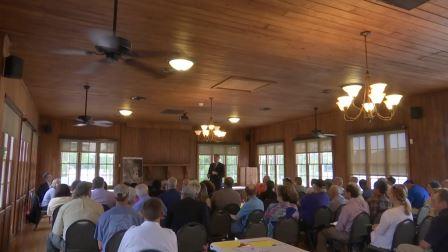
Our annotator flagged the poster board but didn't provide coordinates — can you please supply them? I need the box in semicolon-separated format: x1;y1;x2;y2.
239;167;258;186
122;157;143;184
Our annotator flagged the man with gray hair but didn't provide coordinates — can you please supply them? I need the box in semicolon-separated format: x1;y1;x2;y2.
41;178;61;210
159;177;181;212
47;182;103;252
166;180;209;232
133;183;167;215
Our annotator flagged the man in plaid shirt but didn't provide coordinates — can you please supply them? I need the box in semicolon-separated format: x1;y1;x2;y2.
368;179;392;223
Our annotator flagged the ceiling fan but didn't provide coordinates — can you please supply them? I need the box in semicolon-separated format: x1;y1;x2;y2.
54;0;172;78
311;107;336;138
74;85;113;128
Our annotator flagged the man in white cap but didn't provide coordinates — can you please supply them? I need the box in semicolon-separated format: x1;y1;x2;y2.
94;184;143;252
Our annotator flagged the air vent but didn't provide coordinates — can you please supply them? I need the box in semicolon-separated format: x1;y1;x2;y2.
161;109;185;115
212;76;275;92
379;0;428;10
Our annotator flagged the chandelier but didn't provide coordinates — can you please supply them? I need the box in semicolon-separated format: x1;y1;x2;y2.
336;31;403;121
194;97;227;141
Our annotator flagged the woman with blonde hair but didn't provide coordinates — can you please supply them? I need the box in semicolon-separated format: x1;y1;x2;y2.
369;185;413;250
199;181;212;209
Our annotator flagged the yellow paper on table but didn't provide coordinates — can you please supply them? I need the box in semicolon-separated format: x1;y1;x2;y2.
246;240;276;247
214;240;242;248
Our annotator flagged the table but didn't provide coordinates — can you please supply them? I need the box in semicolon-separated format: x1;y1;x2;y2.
210;237;309;252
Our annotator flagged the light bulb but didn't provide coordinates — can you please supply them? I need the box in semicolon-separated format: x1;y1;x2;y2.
228;117;240;124
119;109;133;117
384;100;394;110
336;96;353;111
194;130;202;136
385;94;403;106
208;124;215;130
370;83;387;95
369;92;385;104
363;102;375;112
169;59;194;71
200;125;208;131
203;129;210;137
342;84;362;98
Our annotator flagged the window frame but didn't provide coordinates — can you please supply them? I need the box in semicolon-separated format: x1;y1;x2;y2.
348;130;409;187
197;144;240;183
257;142;284;185
60;139;117;186
294;138;334;187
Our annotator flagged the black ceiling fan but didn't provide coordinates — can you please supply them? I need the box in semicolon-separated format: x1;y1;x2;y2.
311;107;336;138
74;85;113;128
54;0;173;78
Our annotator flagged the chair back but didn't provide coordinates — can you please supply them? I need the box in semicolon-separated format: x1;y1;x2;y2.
313;206;332;229
208;210;231;241
65;219;98;252
52;205;62;227
372;212;383;224
392;219;416;250
417;216;433;242
273;218;299;245
246;209;264;225
223;203;240;215
243;222;267;239
333;204;345;222
102;204;110;212
105;230;126;252
416;205;430;226
177;222;207;252
349;212;371;244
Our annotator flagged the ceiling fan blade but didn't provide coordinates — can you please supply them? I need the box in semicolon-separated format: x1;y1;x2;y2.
53;49;96;56
88;29;117;49
73;121;88;127
77;58;110;75
91;120;113;127
123;59;169;78
323;133;337;137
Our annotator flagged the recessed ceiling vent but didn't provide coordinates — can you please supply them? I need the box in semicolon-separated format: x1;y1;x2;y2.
212;76;275;92
379;0;428;10
161;109;184;115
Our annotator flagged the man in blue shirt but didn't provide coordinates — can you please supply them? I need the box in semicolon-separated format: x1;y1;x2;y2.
230;184;264;235
95;184;143;252
404;180;430;209
159;177;181;212
133;183;167;216
299;179;330;227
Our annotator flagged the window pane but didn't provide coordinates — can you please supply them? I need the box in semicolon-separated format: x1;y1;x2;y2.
99;153;114;185
61;152;78;185
80;152;96;182
225;155;238;182
199;155;211;182
308;153;319;186
321;152;333;181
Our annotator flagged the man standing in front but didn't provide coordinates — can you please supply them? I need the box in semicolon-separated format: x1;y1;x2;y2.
208;154;225;190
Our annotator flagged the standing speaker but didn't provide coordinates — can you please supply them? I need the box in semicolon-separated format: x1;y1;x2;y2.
410;107;423;119
3;55;23;78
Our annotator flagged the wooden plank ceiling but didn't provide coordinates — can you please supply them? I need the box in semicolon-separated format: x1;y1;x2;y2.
0;0;448;127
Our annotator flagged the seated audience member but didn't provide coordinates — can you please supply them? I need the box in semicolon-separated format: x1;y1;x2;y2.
386;176;396;186
91;177;116;208
349;176;359;184
70;180;81;193
212;177;241;210
306;179;319;194
259;180;278;210
360;179;373;200
47;182;103;252
42;178;61;210
294;177;307;194
37;172;53;204
231;184;264;235
149;179;163;197
324;179;333;191
166;180;209;233
316;183;369;252
283;177;293;186
333;177;344;187
47;184;72;217
328;185;346;212
397;188;448;252
127;186;137;205
198;182;212;209
299;179;330;228
256;175;271;195
95;184;143;252
368;179;392;223
369;185;413;250
425;181;441;216
404;180;430;209
159;177;181;213
264;184;300;237
118;198;177;252
133;183;152;212
442;179;448;189
202;180;216;197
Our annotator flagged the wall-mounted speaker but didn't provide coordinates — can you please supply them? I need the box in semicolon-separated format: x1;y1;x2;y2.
3;55;23;79
42;124;52;134
410;106;423;119
245;133;251;142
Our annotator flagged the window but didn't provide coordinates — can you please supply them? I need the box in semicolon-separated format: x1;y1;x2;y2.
60;139;116;186
349;131;409;187
197;144;239;182
295;139;333;187
258;143;284;184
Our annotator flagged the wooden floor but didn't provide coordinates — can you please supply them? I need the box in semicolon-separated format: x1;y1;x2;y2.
8;220;50;252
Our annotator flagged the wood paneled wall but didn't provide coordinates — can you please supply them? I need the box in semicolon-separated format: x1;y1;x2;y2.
249;89;448;186
37;117;250;184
